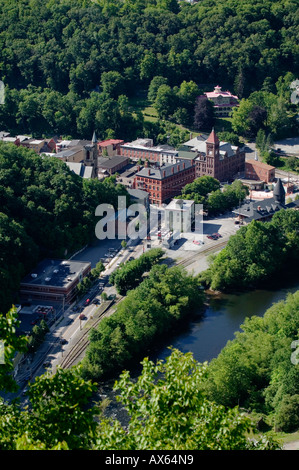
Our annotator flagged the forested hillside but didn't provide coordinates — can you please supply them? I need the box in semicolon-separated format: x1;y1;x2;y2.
0;142;128;313
0;0;298;140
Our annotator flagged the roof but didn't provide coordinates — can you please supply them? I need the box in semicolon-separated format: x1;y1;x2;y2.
165;199;195;211
55;148;83;158
0;131;10;138
127;188;149;200
286;199;299;209
98;155;129;169
273;178;285;199
92;131;97;143
98;139;124;147
135;161;193;180
232;197;285;221
21;259;91;289
65;162;93;178
29;140;45;145
177;150;198;160
205;86;238;100
246;160;275;171
206;128;220;145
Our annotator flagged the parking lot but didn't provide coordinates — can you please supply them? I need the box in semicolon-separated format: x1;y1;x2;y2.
157;212;240;273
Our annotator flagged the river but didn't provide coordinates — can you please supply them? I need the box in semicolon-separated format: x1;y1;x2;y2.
153;277;299;364
100;275;299;423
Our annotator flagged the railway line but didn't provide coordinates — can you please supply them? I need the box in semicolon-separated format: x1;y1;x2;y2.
174;239;228;269
59;239;229;369
60;297;123;370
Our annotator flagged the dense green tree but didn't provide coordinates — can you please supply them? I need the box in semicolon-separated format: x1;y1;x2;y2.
193;96;215;131
153;84;177;119
147;76;168;102
201;209;299;292
109;248;164;295
96;348;280;450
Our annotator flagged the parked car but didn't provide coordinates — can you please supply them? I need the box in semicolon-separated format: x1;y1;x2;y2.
84;298;90;306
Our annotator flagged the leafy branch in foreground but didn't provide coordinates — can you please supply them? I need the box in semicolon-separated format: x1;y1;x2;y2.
96;348;281;450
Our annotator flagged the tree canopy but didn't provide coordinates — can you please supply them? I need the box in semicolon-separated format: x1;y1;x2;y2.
200;209;299;292
0;0;298;139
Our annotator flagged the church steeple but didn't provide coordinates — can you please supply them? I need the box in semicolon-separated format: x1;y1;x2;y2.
92;130;97;144
82;131;98;178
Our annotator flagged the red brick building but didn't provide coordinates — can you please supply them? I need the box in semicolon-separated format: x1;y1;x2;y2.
133;161;195;205
245;160;275;183
183;129;245;182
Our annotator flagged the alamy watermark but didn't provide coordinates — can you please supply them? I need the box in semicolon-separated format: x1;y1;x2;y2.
0;341;4;364
291;340;299;365
0;80;5;105
95;197;203;241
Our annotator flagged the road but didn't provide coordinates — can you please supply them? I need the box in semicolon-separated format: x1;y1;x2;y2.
9;235;147;401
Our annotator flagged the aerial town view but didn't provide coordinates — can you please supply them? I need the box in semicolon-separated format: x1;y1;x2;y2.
0;0;299;458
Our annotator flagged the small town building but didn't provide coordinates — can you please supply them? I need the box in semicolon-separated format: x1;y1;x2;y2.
164;199;195;232
245;160;275;183
120;138;178;166
65;162;94;179
98;155;130;176
182;129;245;183
98;139;124;157
20;259;91;304
232;178;287;223
127;188;150;211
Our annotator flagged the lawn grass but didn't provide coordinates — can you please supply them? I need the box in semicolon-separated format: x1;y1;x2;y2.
214;116;233;133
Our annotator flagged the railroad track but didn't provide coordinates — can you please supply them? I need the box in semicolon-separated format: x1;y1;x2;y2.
60;297;123;369
174;239;228;269
60;242;228;369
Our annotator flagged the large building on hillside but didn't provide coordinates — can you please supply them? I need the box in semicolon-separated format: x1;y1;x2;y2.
204;85;239;116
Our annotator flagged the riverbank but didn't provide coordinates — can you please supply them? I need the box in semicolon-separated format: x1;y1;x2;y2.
100;275;299;441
